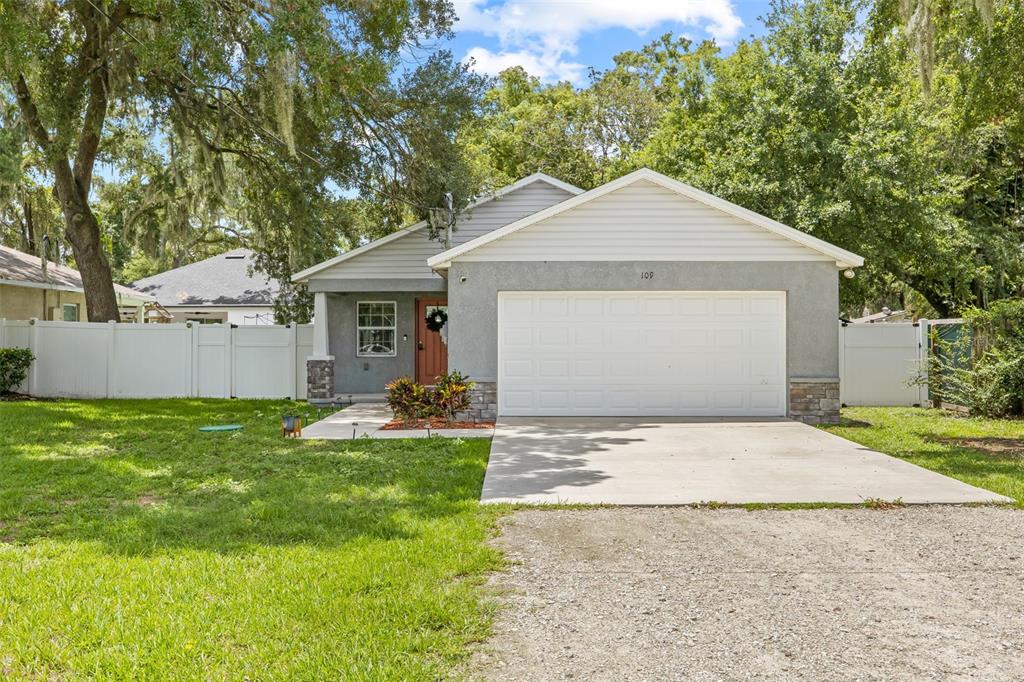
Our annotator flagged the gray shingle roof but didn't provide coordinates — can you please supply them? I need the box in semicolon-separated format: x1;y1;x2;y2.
132;248;279;306
0;243;152;300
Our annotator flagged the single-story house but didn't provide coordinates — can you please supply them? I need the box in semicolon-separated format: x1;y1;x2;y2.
0;243;153;321
132;248;279;325
293;168;864;423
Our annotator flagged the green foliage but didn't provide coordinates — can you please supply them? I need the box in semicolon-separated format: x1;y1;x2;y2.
0;399;503;676
385;372;476;424
929;299;1024;416
385;376;436;422
432;370;475;422
0;347;33;393
1;0;485;321
464;0;1024;318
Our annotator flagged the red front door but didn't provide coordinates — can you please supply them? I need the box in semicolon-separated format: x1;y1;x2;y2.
416;298;448;385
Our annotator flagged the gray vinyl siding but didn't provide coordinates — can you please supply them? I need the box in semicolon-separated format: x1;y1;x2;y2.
308;181;574;281
455;180;834;263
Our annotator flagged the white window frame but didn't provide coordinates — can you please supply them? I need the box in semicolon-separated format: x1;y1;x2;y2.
356;300;397;357
62;303;79;322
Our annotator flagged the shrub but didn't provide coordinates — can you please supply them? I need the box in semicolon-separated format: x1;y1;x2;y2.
431;370;474;423
927;299;1024;417
0;348;33;394
385;376;434;423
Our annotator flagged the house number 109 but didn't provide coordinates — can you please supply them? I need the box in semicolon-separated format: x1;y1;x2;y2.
640;271;655;280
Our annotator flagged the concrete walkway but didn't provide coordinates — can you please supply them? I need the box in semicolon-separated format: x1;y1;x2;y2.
300;403;494;440
481;417;1011;505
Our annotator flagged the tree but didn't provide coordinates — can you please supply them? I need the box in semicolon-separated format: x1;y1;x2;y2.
640;0;1022;316
460;37;710;193
0;0;483;321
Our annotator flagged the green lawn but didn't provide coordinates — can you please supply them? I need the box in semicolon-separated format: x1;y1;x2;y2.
824;407;1024;506
0;399;503;680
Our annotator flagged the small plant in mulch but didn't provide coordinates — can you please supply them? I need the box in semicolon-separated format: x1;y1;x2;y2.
862;497;905;510
431;370;474;423
385;371;476;428
385;376;435;426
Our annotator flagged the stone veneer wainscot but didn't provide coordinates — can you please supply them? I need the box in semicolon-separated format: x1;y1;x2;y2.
789;378;840;424
457;381;497;422
306;358;335;403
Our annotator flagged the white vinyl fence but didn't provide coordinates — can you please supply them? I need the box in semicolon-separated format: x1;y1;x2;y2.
0;319;313;399
839;321;929;406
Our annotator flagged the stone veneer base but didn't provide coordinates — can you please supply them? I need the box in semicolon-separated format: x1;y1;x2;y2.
306;358;335;402
789;378;840;425
457;381;497;423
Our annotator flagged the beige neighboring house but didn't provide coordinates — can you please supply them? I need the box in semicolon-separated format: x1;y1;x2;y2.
0;244;153;322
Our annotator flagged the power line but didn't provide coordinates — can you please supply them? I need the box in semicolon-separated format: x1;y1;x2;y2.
81;0;436;214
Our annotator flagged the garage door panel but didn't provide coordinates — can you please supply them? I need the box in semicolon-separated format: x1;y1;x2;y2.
538;359;570;377
573;297;604;316
608;328;642;347
498;291;786;416
678;298;710;315
714;296;746;315
573;326;605;347
750;390;784;409
503;359;533;377
502;327;533;346
643;297;675;315
537;297;569;318
609;297;640;315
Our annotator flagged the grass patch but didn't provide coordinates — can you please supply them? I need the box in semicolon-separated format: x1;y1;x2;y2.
0;399;503;679
823;407;1024;506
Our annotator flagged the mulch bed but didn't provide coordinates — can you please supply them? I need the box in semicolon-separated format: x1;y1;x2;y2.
949;437;1024;459
380;417;495;431
0;392;49;402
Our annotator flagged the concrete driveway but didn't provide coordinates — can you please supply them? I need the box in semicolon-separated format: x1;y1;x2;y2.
481;418;1010;505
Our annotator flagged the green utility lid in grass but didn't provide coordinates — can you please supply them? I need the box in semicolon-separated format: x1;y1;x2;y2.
198;424;244;432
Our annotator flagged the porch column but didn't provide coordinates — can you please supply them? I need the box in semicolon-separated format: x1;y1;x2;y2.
312;291;330;358
306;291;335;402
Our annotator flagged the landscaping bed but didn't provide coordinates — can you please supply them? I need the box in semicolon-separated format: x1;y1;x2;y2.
381;417;495;430
0;399;504;678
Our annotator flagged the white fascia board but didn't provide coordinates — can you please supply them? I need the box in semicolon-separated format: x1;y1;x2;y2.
291;173;584;282
428;168;866;270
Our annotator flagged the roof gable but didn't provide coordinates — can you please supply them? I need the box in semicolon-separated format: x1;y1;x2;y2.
292;173;582;282
427;169;864;269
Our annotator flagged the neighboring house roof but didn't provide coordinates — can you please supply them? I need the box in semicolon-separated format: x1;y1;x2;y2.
427;168;865;270
133;248;279;306
849;308;910;323
291;173;584;282
0;243;153;302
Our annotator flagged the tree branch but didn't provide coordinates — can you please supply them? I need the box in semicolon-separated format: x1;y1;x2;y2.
11;75;52;153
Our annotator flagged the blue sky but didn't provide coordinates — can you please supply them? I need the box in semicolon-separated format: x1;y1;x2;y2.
442;0;774;84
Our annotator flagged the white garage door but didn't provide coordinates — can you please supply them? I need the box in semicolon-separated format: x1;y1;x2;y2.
498;291;787;416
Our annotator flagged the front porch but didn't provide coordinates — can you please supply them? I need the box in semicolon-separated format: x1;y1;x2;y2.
305;289;449;402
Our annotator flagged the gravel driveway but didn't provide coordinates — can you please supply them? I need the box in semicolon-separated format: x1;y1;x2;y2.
471;507;1024;681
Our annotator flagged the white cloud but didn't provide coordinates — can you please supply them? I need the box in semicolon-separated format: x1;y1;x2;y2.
454;0;742;83
464;46;585;83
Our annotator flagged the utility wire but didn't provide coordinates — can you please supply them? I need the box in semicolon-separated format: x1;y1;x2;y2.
81;0;436;214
